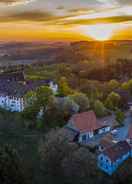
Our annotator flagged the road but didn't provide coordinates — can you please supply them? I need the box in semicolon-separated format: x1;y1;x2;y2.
113;113;132;141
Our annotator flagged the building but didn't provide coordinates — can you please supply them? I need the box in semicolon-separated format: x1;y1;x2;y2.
0;71;58;112
98;141;131;175
98;133;116;152
66;111;111;144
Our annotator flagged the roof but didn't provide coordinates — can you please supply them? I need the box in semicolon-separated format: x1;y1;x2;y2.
0;71;25;82
0;71;56;97
69;111;104;133
103;141;131;162
100;134;114;148
0;79;54;98
100;133;115;149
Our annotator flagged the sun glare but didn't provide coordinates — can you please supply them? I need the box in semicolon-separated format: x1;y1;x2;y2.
80;24;118;41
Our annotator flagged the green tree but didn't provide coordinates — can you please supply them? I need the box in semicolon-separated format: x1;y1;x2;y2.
115;109;125;126
36;86;53;108
0;144;29;184
127;79;132;94
70;92;90;112
22;86;53;121
121;82;129;91
105;92;121;110
40;96;66;128
39;128;78;183
108;79;120;91
94;100;107;117
63;97;79;118
58;77;73;96
24;91;37;107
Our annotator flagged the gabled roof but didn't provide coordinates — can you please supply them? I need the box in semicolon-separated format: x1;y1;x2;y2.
0;79;54;97
103;141;131;162
69;111;104;133
0;71;25;82
100;134;115;148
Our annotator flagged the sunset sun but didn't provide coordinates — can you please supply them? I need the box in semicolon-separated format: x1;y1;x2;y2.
81;24;117;41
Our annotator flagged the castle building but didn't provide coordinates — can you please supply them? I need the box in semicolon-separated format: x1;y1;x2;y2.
0;71;58;112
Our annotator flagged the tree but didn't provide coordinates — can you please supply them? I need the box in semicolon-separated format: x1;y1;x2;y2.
94;100;107;117
115;109;125;126
36;86;53;110
63;97;79;118
62;147;99;184
105;92;121;110
121;82;129;91
58;77;73;96
22;86;53;121
70;92;90;112
24;91;37;107
39;128;109;184
108;80;120;91
41;96;66;128
39;128;78;183
127;79;132;94
0;144;30;184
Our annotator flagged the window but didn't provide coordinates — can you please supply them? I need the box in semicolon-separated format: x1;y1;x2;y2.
100;156;103;161
106;166;108;170
82;135;87;141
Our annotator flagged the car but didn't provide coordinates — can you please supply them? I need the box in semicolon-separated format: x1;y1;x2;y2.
111;129;118;135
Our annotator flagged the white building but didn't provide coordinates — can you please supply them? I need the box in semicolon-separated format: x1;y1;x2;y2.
0;94;24;112
0;71;58;112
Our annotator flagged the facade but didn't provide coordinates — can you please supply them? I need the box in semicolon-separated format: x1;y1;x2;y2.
0;71;58;112
66;111;111;144
98;141;131;175
0;95;24;112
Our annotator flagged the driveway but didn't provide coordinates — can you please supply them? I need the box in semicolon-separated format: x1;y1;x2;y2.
113;114;132;141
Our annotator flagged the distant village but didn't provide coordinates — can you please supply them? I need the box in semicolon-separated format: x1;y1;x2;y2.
1;70;132;176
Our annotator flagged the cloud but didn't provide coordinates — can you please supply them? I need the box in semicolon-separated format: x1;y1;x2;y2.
68;8;93;14
0;10;73;23
0;0;32;5
118;0;132;5
0;11;55;22
56;6;65;10
61;15;132;25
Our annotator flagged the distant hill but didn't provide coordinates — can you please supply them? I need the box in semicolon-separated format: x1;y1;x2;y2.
0;40;132;67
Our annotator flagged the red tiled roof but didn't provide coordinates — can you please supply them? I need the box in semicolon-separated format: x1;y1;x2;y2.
70;111;103;133
103;141;131;162
100;134;114;148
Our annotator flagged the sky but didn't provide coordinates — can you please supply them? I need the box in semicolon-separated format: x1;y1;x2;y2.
0;0;132;41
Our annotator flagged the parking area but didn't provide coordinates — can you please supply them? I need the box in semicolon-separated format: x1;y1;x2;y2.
112;114;132;141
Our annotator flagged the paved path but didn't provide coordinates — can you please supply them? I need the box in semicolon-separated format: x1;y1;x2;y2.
113;113;132;141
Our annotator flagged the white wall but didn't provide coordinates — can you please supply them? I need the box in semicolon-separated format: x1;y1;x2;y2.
49;81;58;94
78;132;94;144
98;126;111;134
0;95;24;112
